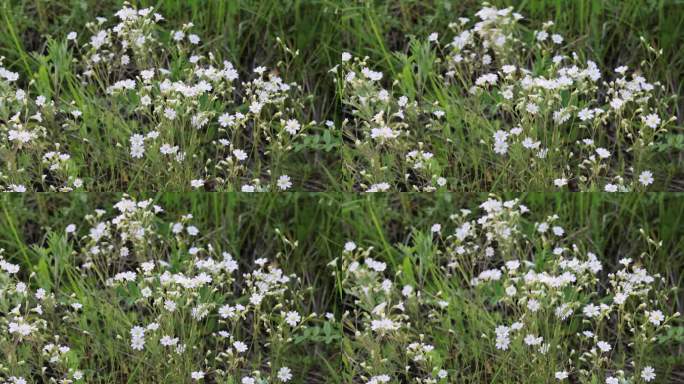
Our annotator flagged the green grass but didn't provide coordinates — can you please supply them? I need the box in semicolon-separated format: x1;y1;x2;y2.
0;193;682;382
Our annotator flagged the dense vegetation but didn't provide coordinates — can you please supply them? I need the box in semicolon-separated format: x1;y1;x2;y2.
0;1;682;190
0;193;682;382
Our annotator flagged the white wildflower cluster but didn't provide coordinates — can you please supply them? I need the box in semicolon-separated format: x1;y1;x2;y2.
334;197;677;383
0;195;679;382
337;245;453;382
0;3;320;191
0;197;311;382
80;3;313;191
0;59;83;191
333;4;676;191
335;53;449;192
0;2;678;191
0;250;84;383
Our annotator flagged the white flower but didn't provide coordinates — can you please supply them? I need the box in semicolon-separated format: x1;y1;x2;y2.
475;73;498;86
233;341;248;353
501;65;516;74
376;89;390;101
578;108;594;121
341;52;352;62
402;285;414;297
554;178;568;187
604;183;618;192
371;126;399;140
505;285;517;297
537;222;549;233
597;341;612;352
218;113;233;127
647;310;664;326
277;175;292;190
366;258;386;272
344;241;357;252
367;374;391;384
361;67;383;81
284;311;301;327
493;139;509;155
610;98;624;110
428;32;438;42
277;367;293;382
191;371;204;380
595;147;611;159
284;119;301;135
431;223;441;233
233;149;248;161
140;69;154;81
641;366;655;382
67;32;77;40
370;317;399;333
552;226;564;236
173;31;185;41
130;336;145;351
191;179;204;189
160;335;178;347
524;334;543;346
131;325;145;338
90;30;108;49
65;224;77;234
638;171;654;186
583;303;600;318
158;140;176;155
164;107;177;120
615;65;628;74
555;371;569;380
522;137;539;149
8;319;34;337
642;113;661;129
8;129;36;143
163;300;177;314
527;299;541;312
